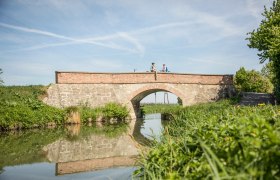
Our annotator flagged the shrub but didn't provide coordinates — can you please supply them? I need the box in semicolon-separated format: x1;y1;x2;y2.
76;103;130;124
102;102;129;121
79;107;100;123
234;67;273;93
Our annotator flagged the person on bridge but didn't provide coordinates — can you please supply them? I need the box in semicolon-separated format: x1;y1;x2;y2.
150;62;156;72
161;64;169;72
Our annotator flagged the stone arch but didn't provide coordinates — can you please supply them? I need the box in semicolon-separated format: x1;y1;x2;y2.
128;84;186;118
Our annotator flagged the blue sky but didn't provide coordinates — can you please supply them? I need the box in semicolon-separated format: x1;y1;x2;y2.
0;0;273;86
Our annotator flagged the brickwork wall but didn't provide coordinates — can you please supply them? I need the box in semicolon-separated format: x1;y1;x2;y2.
43;134;138;163
56;156;136;175
56;72;233;85
44;83;234;107
44;83;234;118
43;133;138;175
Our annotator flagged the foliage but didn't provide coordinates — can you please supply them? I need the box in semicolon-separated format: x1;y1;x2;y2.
234;67;273;93
177;97;182;105
261;61;276;83
247;0;280;97
79;102;130;123
0;86;130;130
79;106;99;123
0;86;65;130
140;104;182;115
102;102;130;121
135;100;280;179
0;68;3;86
65;106;79;114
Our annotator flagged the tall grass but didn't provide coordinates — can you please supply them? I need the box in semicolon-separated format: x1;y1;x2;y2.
135;100;280;179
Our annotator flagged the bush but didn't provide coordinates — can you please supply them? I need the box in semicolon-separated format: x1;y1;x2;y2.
79;103;129;123
102;102;129;121
234;67;273;93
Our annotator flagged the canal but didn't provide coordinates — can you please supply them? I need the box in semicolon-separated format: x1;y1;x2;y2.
0;113;167;180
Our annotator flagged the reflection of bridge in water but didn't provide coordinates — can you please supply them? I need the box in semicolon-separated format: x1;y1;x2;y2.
43;119;153;175
55;156;136;175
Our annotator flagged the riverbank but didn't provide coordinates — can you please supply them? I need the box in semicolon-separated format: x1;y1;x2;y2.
0;86;130;131
135;100;280;179
140;103;182;115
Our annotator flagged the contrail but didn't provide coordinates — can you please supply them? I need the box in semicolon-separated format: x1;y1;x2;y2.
0;22;144;53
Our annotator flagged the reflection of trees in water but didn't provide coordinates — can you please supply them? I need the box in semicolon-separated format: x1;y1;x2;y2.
0;128;66;174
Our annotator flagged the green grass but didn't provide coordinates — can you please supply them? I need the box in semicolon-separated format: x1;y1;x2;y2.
0;86;65;130
140;104;182;115
135;100;280;179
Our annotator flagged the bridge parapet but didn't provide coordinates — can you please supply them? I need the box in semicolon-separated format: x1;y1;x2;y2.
56;71;233;85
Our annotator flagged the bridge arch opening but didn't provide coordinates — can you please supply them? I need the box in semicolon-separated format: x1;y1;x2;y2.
140;91;181;104
129;86;185;118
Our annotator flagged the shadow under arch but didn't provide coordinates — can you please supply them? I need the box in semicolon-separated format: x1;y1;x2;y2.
128;84;185;118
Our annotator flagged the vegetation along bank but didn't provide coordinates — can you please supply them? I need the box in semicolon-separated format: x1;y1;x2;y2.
135;100;280;179
0;85;130;131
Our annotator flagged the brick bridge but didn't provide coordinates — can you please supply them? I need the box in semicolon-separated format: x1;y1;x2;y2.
44;72;234;118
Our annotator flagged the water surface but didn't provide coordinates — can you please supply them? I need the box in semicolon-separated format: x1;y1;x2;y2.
0;113;166;180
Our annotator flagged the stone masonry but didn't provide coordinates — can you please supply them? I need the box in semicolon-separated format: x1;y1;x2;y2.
44;72;235;118
43;133;138;175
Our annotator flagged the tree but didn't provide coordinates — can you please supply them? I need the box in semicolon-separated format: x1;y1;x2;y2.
261;61;275;83
247;0;280;97
234;67;273;93
0;68;3;85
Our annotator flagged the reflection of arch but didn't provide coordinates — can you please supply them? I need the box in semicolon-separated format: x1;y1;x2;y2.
128;84;186;118
132;118;152;146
